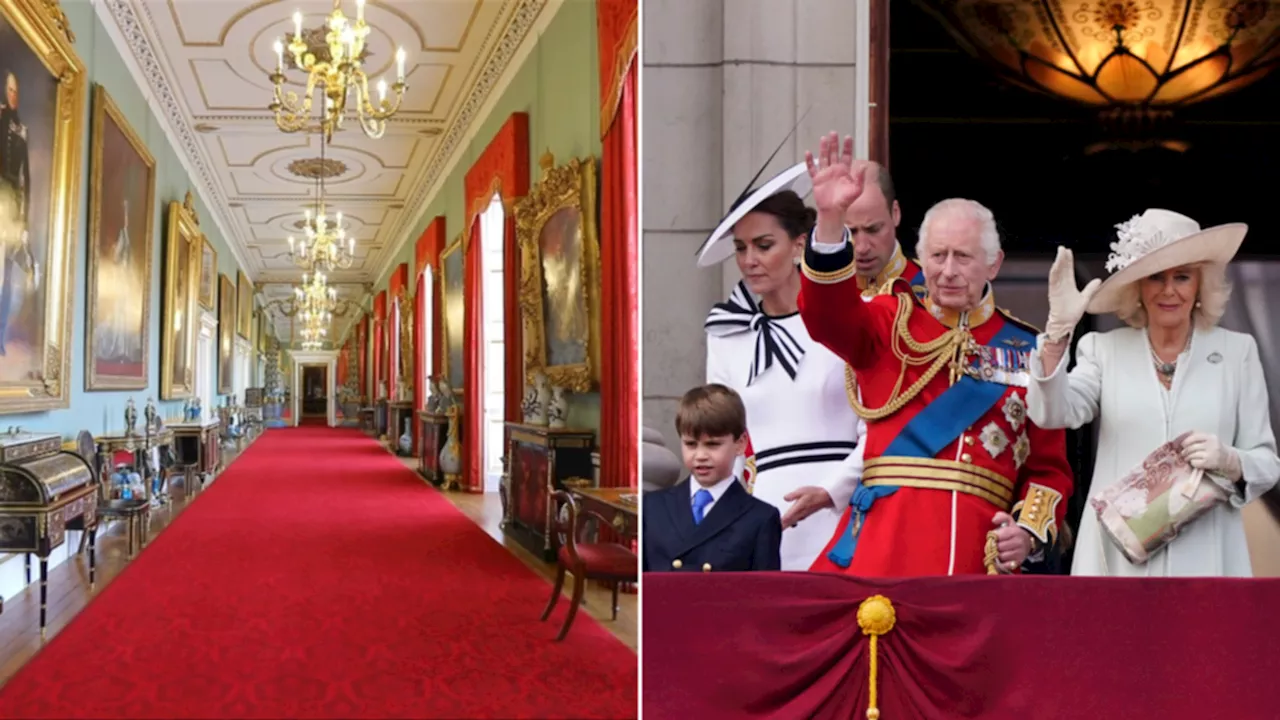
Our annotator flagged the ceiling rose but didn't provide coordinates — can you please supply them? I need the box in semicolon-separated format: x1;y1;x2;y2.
287;157;348;180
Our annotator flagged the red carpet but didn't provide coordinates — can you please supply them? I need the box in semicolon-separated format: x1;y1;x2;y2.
0;428;637;718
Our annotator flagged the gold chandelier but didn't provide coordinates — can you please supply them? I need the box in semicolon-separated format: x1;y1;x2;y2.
288;201;355;272
299;320;328;350
295;271;340;323
269;0;408;142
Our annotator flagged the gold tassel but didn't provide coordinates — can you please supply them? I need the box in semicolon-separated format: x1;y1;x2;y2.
857;595;897;720
984;530;1000;574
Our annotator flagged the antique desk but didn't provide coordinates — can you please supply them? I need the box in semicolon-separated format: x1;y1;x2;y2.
503;423;596;563
0;431;98;638
417;411;450;487
571;487;639;543
167;418;221;492
388;401;414;454
98;428;175;505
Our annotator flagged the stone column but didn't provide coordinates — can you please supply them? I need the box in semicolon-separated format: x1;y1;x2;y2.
642;0;861;447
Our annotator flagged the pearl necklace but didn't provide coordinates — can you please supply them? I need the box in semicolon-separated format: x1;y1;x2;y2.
1149;331;1192;379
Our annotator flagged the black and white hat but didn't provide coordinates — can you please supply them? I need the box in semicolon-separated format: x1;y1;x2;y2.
694;112;814;268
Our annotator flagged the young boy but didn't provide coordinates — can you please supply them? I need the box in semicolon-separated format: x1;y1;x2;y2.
643;384;782;572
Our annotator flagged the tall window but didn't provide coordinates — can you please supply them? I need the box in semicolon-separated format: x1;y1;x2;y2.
418;268;433;406
480;194;506;492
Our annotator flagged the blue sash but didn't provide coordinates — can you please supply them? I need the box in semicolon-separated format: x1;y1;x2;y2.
825;314;1034;568
906;265;927;300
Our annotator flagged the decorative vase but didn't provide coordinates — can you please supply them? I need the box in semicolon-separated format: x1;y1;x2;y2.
439;407;462;489
548;386;569;429
528;372;550;426
521;379;540;424
398;418;413;455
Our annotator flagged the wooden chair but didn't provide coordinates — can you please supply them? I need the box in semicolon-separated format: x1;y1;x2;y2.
540;489;637;641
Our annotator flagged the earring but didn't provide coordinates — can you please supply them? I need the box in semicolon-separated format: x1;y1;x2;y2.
1195;300;1202;308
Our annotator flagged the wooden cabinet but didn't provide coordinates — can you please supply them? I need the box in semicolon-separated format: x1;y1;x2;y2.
388;401;414;454
503;423;596;563
168;419;221;490
417;411;448;486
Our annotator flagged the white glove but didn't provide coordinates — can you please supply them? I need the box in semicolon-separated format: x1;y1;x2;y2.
1045;247;1101;342
1181;432;1243;482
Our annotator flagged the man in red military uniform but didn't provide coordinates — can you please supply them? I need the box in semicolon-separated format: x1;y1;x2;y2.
793;133;1074;576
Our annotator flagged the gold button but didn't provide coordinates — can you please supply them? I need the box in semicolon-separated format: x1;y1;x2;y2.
672;559;682;569
961;453;972;463
702;563;712;572
964;436;974;446
1026;513;1037;521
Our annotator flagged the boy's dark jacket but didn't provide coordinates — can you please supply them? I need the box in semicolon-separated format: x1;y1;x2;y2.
643;478;781;572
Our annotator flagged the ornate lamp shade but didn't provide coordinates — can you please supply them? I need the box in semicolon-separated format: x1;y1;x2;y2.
917;1;1280;108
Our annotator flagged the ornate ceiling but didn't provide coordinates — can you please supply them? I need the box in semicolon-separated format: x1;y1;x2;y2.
95;0;551;341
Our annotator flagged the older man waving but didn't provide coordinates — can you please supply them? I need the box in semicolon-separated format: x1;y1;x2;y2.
790;133;1074;577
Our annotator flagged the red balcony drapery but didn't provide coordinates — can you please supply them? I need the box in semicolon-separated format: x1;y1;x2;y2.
643;572;1279;719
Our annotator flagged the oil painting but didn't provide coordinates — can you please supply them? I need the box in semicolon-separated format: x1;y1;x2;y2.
161;193;201;399
86;84;155;390
218;272;234;394
0;0;84;412
516;154;600;393
441;234;464;392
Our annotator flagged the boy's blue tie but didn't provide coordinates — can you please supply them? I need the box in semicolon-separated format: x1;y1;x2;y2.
692;488;713;525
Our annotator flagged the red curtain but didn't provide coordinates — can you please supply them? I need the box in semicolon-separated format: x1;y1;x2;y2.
461;217;484;493
597;1;639;490
644;573;1279;719
387;264;408;404
356;317;367;399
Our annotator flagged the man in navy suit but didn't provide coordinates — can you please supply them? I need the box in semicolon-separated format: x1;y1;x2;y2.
644;384;782;572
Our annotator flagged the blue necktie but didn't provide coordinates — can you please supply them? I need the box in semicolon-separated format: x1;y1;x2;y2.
692;488;713;525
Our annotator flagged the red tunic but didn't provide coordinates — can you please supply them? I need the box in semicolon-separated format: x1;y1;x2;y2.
799;242;1074;577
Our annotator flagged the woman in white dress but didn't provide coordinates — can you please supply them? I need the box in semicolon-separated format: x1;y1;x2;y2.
1028;208;1280;577
697;162;864;571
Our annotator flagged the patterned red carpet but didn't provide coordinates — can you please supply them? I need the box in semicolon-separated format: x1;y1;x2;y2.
0;428;637;718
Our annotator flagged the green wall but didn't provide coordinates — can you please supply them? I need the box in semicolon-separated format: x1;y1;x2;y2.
4;1;253;438
374;0;603;432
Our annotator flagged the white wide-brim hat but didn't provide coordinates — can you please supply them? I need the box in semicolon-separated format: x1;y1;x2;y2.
695;162;813;268
1087;209;1248;315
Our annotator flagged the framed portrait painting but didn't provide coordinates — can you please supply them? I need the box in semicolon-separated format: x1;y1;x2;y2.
440;233;464;392
161;193;201;399
86;84;155;391
0;0;86;413
198;237;216;311
236;269;252;339
217;273;234;394
515;154;601;393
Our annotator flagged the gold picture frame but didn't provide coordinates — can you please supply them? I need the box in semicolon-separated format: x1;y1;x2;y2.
160;192;202;399
0;0;84;413
236;269;252;338
85;83;155;391
395;287;413;389
440;232;464;392
217;273;235;394
198;236;216;310
515;153;601;392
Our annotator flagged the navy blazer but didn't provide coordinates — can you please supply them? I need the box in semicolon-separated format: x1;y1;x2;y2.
642;479;781;572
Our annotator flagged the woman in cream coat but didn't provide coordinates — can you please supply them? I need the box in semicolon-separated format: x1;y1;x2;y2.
1028;209;1280;577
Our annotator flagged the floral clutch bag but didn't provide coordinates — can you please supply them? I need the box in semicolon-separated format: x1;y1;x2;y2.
1091;432;1231;565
